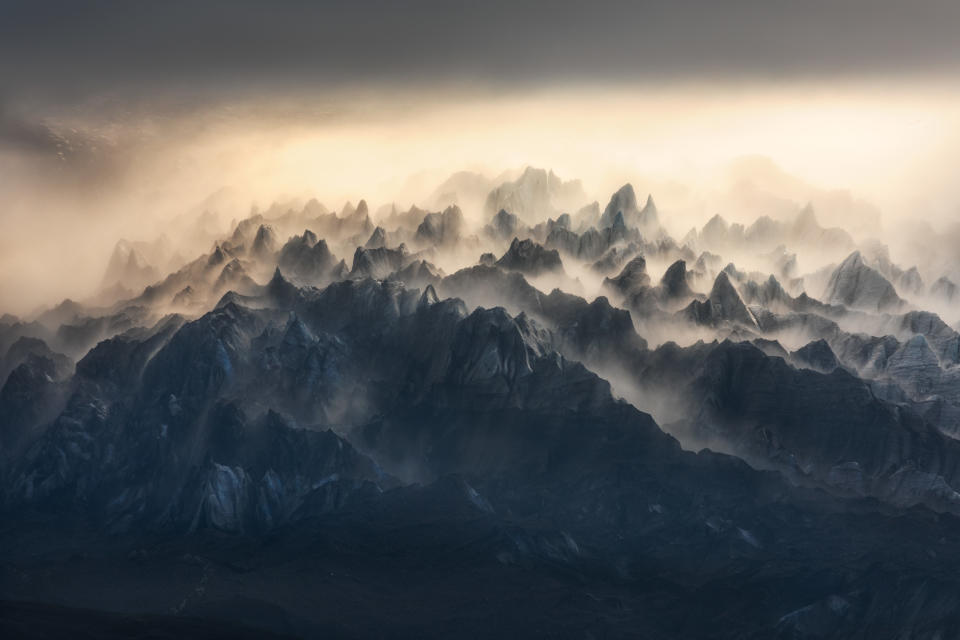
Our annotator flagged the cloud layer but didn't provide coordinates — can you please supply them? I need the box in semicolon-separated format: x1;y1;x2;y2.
4;0;960;106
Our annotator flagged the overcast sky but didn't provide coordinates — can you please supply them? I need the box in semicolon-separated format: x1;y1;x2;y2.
3;0;960;106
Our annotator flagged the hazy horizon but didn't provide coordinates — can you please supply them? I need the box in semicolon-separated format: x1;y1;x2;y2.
2;1;960;312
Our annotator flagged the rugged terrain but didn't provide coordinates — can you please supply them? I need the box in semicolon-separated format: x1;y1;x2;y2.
3;168;960;638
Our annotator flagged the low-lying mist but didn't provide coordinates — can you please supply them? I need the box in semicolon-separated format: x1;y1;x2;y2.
2;79;960;315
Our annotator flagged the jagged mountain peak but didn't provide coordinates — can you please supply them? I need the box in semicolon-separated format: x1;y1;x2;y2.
496;238;564;276
300;229;319;246
683;270;758;328
281;312;315;346
638;193;659;228
791;338;839;372
365;226;387;249
484;166;586;223
488;208;521;240
302;197;328;217
419;283;440;307
355;199;369;218
415;205;464;247
842;249;864;266
265;267;299;306
824;250;903;312
709;270;740;300
350;244;409;279
251;224;278;256
604;255;650;296
704;213;729;233
207;244;229;267
600;183;638;229
660;259;693;299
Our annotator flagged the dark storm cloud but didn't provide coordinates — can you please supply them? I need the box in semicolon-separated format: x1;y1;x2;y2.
2;0;960;105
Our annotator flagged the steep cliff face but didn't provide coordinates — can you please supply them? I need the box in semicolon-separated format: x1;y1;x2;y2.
679;340;960;512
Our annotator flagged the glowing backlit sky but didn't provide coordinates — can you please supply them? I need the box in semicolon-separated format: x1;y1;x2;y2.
1;1;960;312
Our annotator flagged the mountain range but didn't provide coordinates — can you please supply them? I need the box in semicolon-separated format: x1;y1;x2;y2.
3;167;960;639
